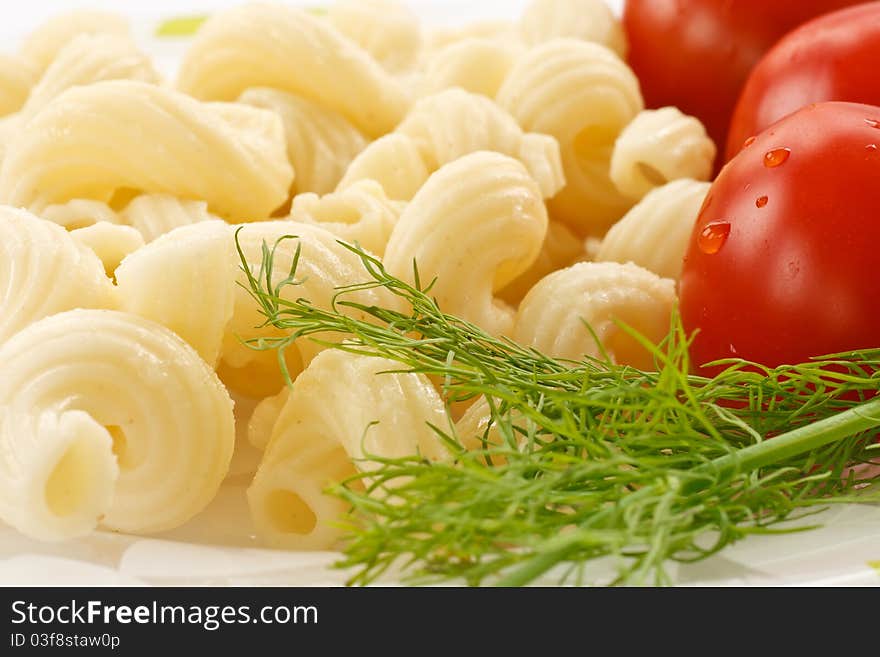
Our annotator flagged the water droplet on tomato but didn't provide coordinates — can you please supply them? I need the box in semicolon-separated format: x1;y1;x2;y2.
866;118;880;129
867;144;878;153
698;222;731;255
763;148;791;168
756;196;768;208
742;136;756;150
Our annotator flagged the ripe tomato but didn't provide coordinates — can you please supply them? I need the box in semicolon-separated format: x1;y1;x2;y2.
623;0;861;163
727;3;880;160
679;102;880;371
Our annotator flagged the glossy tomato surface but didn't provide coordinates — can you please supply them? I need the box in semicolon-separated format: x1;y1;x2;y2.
680;102;880;370
727;3;880;160
623;0;861;161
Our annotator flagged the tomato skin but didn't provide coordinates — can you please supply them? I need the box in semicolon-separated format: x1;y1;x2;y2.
623;0;862;162
680;102;880;371
727;3;880;161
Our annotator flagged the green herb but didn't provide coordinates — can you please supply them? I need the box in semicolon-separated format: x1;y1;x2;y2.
237;232;880;586
155;15;209;38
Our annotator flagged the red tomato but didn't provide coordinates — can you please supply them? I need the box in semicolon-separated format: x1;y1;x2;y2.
679;102;880;371
623;0;861;163
727;3;880;160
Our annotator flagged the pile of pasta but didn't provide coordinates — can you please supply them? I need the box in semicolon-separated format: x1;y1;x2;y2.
0;0;717;549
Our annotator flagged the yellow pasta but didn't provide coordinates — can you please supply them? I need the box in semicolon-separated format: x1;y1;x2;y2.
119;194;218;243
0;310;234;540
384;152;548;336
498;39;644;237
40;199;119;231
248;350;446;550
426;20;517;52
177;3;410;137
70;222;145;278
610;107;716;200
420;38;522;99
520;0;627;56
239;88;367;197
336;133;431;201
327;0;423;73
597;179;712;281
0;206;114;345
0;54;36;117
0;81;293;221
514;261;676;370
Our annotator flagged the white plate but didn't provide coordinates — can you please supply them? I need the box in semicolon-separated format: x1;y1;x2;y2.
0;0;877;587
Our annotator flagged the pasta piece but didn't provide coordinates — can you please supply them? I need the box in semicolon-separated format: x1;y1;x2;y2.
0;310;234;540
0;55;35;116
222;221;397;398
238;88;367;196
498;39;644;236
0;80;293;221
0;207;114;344
248;389;290;451
327;0;422;73
115;221;237;367
498;220;586;305
426;20;517;51
597;179;712;281
515;262;676;370
176;3;410;137
19;10;130;76
40;199;119;230
420;38;522;98
120;194;217;243
384;152;548;336
248;350;447;550
289;180;401;256
610;107;716;200
336;133;430;201
520;0;627;57
340;89;566;201
70;222;145;279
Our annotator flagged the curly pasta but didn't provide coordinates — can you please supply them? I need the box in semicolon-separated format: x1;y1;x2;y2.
497;39;644;236
597;179;711;281
420;39;522;99
327;0;422;73
384;152;548;336
248;350;446;550
0;207;114;345
119;194;218;243
0;310;234;540
0;55;35;117
426;20;517;52
115;221;237;367
610;107;716;200
40;199;120;231
70;222;145;278
239;88;367;197
336;133;430;201
177;3;409;137
0;80;293;221
514;262;676;370
520;0;627;56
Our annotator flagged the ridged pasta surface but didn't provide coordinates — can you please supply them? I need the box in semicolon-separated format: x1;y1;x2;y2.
327;0;422;73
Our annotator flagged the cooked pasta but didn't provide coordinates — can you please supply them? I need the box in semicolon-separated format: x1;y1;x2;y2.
520;0;627;56
248;350;447;550
289;180;402;256
514;261;676;370
239;88;367;197
0;310;234;540
115;221;237;367
70;222;145;278
426;20;517;51
177;3;410;137
420;39;522;99
0;207;114;345
120;194;217;243
327;0;423;73
597;179;712;281
336;133;430;201
40;199;120;231
610;107;716;200
498;39;644;236
384;152;548;336
248;389;290;451
0;55;35;117
0;80;292;221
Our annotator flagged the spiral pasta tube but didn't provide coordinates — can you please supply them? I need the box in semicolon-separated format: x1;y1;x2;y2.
248;350;447;550
515;262;676;370
610;107;716;200
427;20;517;52
0;55;35;116
0;207;114;345
420;39;522;99
327;0;422;73
520;0;627;56
115;221;237;367
384;152;548;337
0;80;293;221
120;194;218;243
597;179;712;281
70;222;145;278
336;133;430;201
289;180;402;257
177;3;409;138
0;310;234;541
498;39;644;237
238;88;367;197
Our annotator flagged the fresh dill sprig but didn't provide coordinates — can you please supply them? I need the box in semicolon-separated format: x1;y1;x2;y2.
236;231;880;586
